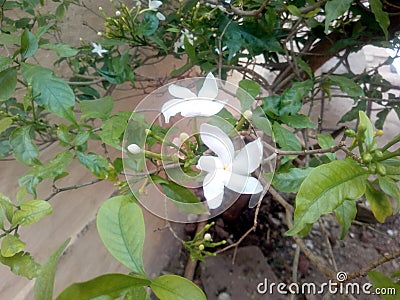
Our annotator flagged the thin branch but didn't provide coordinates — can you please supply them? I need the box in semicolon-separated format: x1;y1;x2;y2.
44;179;103;201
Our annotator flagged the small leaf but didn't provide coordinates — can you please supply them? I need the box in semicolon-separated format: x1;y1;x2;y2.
1;234;26;257
279;80;313;116
239;79;260;98
273;122;302;151
151;275;206;300
0;252;40;279
368;271;400;300
358;111;375;151
369;0;390;39
136;12;159;36
317;133;336;161
56;274;150;300
0;117;13;135
269;167;314;193
286;159;368;235
97;196;146;274
280;114;317;129
334;200;357;239
99;113;130;149
12;200;52;226
295;57;313;78
124;286;150;300
21;29;39;59
0;194;14;223
9;125;40;166
79;96;114;120
77;152;116;180
328;75;364;98
40;43;78;57
0;67;17;101
324;0;353;34
287;5;302;17
365;182;392;223
0;33;20;45
252;106;273;136
236;89;254;113
378;175;400;212
34;239;70;300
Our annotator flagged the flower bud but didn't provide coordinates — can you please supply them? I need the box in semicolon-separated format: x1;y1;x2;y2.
204;233;212;241
127;144;141;154
145;128;152;135
375;130;384;137
179;132;189;142
198;244;205;251
97;32;103;36
99;6;103;11
115;10;121;16
243;110;253;120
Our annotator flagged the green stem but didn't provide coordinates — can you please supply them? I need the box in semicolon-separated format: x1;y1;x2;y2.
381;133;400;152
376;149;400;162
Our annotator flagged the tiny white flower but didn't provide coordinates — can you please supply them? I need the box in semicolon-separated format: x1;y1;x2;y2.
127;144;141;154
161;73;227;123
91;42;108;57
136;1;141;6
204;233;212;241
215;45;227;55
97;32;103;36
98;6;103;11
156;11;166;21
198;244;205;251
174;29;194;53
196;124;263;209
149;0;165;20
115;10;121;16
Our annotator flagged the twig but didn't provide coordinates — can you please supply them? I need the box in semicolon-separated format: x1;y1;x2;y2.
184;221;207;280
318;220;338;271
44;179;103;201
290;246;300;300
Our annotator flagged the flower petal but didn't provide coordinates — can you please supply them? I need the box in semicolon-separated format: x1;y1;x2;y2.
149;0;162;9
232;138;263;174
226;173;263;194
203;173;225;209
198;72;218;99
180;99;226;118
168;84;196;99
156;12;166;21
200;123;234;166
161;98;186;123
196;156;223;173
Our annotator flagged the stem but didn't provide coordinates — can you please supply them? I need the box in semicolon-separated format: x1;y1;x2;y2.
376;149;400;162
381;133;400;152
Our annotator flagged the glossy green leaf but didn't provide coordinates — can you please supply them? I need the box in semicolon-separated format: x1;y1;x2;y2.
0;252;40;279
324;0;353;34
0;67;17;101
12;200;52;226
99;113;130;149
56;274;150;300
21;63;75;123
368;271;400;300
365;182;392;223
358;111;375;152
334;200;357;239
378;175;400;212
273;122;301;151
19;150;74;196
77;152;115;180
1;234;26;257
34;239;70;300
328;75;364;98
40;43;78;57
237;79;260;111
317;133;336;161
280;114;317;129
9;125;40;166
97;196;146;274
269;167;314;193
79;96;114;120
151;275;206;300
279;80;313;116
286;159;368;235
21;29;38;59
287;5;302;17
0;117;12;135
369;0;389;39
136;12;159;36
252;106;273;136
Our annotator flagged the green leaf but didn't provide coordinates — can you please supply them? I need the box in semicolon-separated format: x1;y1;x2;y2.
334;200;357;239
97;196;146;274
0;194;14;224
21;29;39;59
324;0;353;34
12;200;52;226
269;167;314;193
239;79;260;98
286;159;368;236
287;5;302;17
328;75;364;98
19;150;74;196
77;152;115;180
338;100;366;123
0;67;17;101
358;111;375;152
151;275;206;300
9;125;40;166
99;113;130;149
1;234;26;257
124;286;150;300
56;274;150;300
279;80;313;116
368;271;400;300
280;114;317;129
151;175;206;214
295;57;313;78
237;79;260;112
252;106;273;136
136;12;159;36
365;182;392;223
0;55;13;72
79;96;114;120
0;33;20;45
273;122;302;151
317;133;336;161
40;43;78;57
369;0;390;39
0;117;13;134
21;63;75;123
0;252;40;279
378;175;400;212
34;239;70;300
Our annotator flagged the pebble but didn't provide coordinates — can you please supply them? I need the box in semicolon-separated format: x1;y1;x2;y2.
218;292;231;300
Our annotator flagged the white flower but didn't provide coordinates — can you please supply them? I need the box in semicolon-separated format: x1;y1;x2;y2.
127;144;141;154
91;42;108;57
115;10;121;16
174;29;194;53
215;45;227;55
204;233;212;241
149;1;166;21
161;73;226;123
196;124;263;209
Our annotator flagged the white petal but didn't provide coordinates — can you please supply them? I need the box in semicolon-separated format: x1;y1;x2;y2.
149;0;162;9
226;173;263;194
168;84;196;99
180;99;226;117
156;12;166;21
161;98;186;123
232;138;263;174
198;72;218;99
203;173;225;209
196;156;223;173
200;123;234;166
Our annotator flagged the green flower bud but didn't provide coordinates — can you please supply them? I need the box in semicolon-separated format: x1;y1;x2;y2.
362;153;373;163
